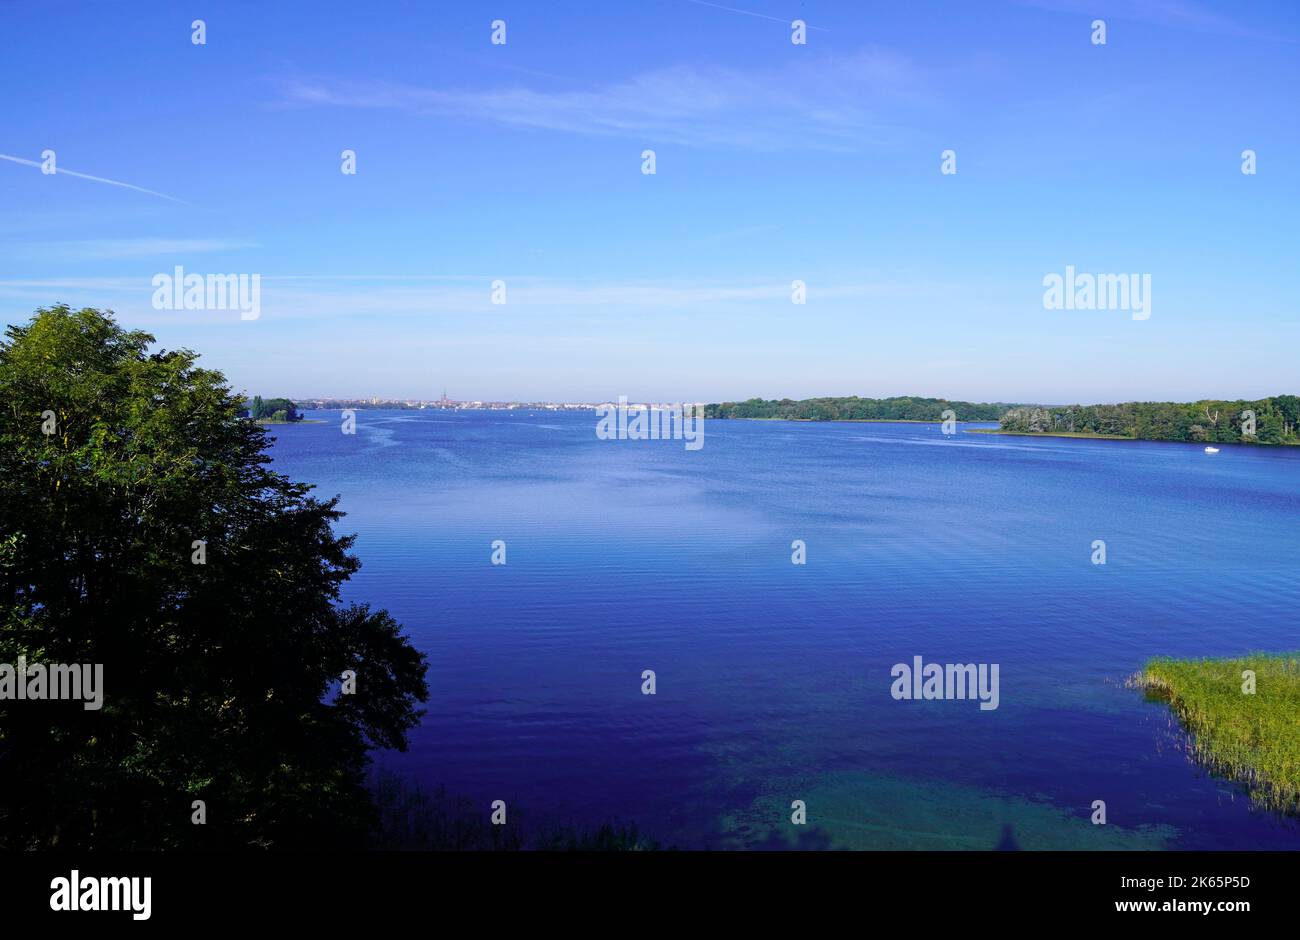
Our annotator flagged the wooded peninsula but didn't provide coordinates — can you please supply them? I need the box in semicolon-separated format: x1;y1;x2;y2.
997;398;1300;445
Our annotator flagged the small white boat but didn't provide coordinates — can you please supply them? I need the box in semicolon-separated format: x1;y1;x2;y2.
1204;446;1220;454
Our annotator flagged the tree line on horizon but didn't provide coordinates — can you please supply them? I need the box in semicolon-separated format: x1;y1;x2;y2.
1000;397;1300;444
703;395;1300;445
704;396;1017;422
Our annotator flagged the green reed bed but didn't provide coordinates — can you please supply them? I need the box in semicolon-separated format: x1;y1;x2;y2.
1137;654;1300;813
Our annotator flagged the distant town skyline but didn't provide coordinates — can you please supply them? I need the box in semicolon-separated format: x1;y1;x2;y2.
2;1;1298;403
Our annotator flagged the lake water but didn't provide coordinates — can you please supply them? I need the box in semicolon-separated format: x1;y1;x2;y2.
267;409;1300;849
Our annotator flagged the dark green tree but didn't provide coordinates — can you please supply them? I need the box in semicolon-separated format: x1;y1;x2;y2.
0;305;428;849
244;396;301;422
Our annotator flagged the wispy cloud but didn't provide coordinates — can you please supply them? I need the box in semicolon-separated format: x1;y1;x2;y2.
0;273;1004;331
1014;0;1294;42
14;238;257;260
0;153;187;204
280;48;930;152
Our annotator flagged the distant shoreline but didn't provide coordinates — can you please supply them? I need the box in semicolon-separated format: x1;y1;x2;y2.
718;417;989;424
965;428;1131;440
966;428;1300;445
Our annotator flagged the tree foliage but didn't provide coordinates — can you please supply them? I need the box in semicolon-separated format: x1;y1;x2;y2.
245;395;301;422
0;305;428;849
705;396;1016;422
1000;398;1300;444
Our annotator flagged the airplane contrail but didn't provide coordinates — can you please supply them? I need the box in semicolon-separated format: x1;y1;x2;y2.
0;153;188;204
681;0;831;31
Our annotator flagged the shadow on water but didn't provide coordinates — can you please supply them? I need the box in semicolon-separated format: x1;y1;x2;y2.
995;823;1020;851
744;827;837;851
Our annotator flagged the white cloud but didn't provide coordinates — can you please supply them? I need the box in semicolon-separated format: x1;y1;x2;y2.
14;239;258;260
279;48;931;152
0;273;969;325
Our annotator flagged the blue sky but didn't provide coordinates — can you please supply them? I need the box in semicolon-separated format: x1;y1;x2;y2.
1;0;1297;403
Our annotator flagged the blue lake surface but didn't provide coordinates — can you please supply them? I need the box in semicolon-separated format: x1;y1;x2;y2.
268;409;1300;849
